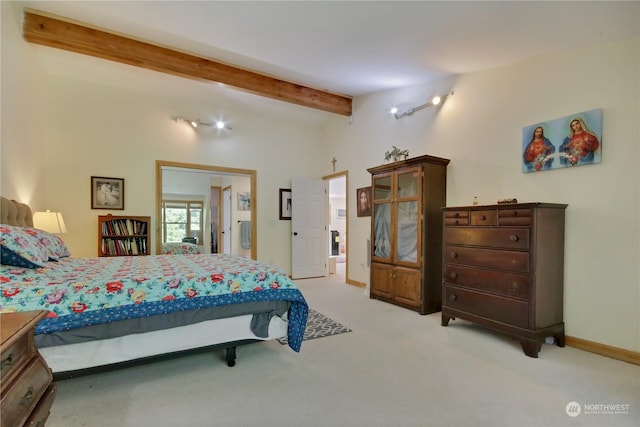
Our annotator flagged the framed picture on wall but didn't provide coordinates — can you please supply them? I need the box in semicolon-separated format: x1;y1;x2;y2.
356;186;371;217
522;108;602;172
237;192;251;210
91;176;124;210
279;188;292;220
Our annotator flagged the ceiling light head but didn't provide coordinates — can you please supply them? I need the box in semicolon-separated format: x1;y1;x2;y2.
391;91;454;119
390;106;399;115
173;116;231;131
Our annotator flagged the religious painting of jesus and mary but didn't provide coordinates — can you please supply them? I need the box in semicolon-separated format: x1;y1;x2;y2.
521;108;602;173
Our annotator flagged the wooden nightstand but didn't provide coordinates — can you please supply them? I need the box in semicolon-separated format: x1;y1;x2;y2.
1;310;56;426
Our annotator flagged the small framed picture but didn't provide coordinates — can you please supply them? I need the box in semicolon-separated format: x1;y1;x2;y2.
356;186;372;217
337;209;347;218
279;188;292;220
91;176;124;210
237;192;251;211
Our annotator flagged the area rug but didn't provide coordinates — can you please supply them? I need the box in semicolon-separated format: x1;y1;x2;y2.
277;308;352;345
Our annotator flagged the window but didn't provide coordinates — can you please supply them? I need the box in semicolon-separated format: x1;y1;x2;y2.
162;200;203;243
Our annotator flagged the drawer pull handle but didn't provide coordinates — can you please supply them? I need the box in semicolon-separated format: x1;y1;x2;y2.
20;386;34;406
510;235;519;242
450;272;457;279
454;219;459;225
454;212;459;218
449;252;457;258
513;211;518;216
512;282;520;291
1;353;14;367
449;294;457;301
480;215;486;220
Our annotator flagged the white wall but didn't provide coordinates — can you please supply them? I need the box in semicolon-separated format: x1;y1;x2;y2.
0;2;47;204
324;37;639;352
40;75;324;269
1;1;325;272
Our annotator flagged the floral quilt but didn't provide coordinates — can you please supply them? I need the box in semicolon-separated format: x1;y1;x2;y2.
0;254;308;352
161;242;202;255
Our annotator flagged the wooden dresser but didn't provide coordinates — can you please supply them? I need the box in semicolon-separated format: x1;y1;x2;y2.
441;203;567;357
1;311;56;426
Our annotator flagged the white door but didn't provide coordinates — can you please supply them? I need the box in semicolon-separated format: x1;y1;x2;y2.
292;178;328;279
223;187;232;254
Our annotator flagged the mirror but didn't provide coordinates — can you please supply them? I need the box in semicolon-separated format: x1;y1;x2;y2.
155;160;257;259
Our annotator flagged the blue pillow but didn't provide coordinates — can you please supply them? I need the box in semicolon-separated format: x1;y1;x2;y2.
0;225;48;268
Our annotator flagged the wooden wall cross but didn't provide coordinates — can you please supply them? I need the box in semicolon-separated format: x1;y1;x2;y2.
331;157;337;172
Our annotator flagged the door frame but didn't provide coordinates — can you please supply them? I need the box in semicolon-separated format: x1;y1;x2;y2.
323;170;362;287
155;160;257;259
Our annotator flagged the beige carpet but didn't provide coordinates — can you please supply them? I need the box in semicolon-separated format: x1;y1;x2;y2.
46;273;639;426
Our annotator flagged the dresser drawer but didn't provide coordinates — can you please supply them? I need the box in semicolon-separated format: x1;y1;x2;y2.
444;285;529;329
470;210;497;226
0;357;52;427
444;210;469;226
1;333;31;387
498;208;533;226
443;264;530;299
445;245;530;273
24;383;56;427
444;228;530;250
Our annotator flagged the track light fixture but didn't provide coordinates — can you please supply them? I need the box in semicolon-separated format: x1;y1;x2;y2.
173;116;231;130
390;91;454;119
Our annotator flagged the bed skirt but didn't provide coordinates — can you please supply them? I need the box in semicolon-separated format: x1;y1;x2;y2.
41;313;288;376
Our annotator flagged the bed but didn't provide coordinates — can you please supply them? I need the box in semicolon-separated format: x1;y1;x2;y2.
0;197;308;379
161;241;202;255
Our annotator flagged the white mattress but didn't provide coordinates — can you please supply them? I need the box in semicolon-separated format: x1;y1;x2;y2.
40;314;288;373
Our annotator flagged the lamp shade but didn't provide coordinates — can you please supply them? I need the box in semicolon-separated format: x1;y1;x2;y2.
33;210;67;233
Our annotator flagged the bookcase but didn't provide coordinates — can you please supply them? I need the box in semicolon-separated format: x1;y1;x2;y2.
98;215;150;256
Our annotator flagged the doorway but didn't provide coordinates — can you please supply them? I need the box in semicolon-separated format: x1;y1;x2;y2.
210;186;221;253
155;160;257;259
325;171;348;280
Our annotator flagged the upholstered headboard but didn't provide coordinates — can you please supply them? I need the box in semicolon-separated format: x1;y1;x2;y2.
1;197;34;227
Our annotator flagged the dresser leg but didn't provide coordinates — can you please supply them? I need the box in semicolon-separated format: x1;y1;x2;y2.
441;314;454;326
556;333;565;347
521;340;542;358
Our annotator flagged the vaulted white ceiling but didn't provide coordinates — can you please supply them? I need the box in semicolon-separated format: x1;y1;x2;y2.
18;0;640;123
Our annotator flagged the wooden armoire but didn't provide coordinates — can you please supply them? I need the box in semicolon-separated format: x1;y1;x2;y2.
368;154;450;314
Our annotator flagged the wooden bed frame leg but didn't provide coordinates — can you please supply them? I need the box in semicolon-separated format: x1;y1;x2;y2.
225;346;237;367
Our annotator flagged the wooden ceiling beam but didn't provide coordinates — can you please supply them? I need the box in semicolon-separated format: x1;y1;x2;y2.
23;9;352;116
